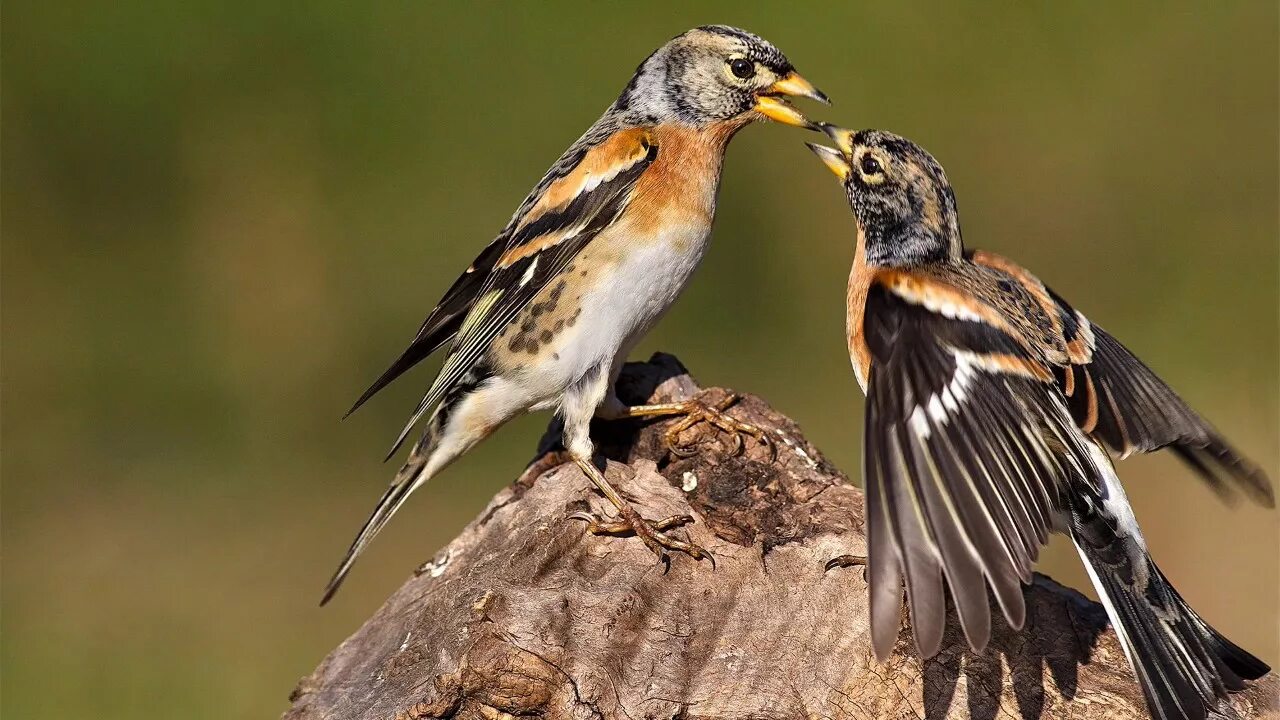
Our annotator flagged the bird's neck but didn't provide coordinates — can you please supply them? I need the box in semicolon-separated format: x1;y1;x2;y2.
860;220;962;269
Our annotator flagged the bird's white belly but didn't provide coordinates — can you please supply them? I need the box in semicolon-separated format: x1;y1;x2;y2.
594;227;711;347
522;223;711;408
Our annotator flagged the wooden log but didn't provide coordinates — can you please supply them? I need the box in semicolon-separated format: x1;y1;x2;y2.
286;354;1276;720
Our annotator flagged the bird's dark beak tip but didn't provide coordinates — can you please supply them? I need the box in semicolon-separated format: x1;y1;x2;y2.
805;140;839;161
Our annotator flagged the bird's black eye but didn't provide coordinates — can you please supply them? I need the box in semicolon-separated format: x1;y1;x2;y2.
729;58;755;79
860;154;883;176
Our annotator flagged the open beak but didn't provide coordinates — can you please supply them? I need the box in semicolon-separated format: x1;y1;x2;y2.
770;71;831;105
752;71;829;130
805;142;851;180
819;122;856;157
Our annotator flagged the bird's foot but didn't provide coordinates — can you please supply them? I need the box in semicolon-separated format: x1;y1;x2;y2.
570;505;714;568
620;393;774;459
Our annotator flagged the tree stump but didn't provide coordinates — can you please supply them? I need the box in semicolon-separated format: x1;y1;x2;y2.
285;354;1276;720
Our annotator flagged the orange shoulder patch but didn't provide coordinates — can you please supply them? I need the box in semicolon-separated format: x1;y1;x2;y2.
957;351;1055;382
876;268;1014;333
498;129;654;269
513;128;653;235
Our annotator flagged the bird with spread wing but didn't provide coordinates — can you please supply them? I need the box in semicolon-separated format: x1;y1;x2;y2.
323;26;829;604
808;126;1272;720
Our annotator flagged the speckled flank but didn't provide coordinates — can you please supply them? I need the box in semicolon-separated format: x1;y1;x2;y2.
492;270;588;369
501;279;575;356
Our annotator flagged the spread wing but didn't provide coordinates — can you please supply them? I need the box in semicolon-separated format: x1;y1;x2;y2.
1044;288;1274;507
378;127;659;456
861;278;1097;660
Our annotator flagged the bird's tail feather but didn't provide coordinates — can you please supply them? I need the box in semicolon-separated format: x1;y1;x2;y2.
1159;567;1272;689
1072;508;1268;720
320;416;443;606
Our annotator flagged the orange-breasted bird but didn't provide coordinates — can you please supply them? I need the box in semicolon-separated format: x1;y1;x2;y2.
323;26;828;604
807;127;1272;720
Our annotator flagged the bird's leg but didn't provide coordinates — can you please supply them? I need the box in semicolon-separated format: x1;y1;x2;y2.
565;368;712;565
568;455;713;567
609;393;773;458
824;554;867;581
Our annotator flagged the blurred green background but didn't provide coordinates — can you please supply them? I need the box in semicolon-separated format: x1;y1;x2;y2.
3;3;1277;718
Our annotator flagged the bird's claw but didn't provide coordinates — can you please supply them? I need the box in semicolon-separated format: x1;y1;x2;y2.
664;393;774;460
570;509;714;568
825;554;867;581
569;511;693;534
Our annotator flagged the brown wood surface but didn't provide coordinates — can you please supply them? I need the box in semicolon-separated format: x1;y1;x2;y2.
285;354;1276;720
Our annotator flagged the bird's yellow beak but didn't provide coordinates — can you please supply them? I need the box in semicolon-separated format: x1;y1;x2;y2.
752;71;829;130
820;123;857;156
769;71;831;105
805;142;851;180
754;96;818;130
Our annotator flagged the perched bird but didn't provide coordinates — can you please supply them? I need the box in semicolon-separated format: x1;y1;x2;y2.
807;127;1272;719
323;26;828;604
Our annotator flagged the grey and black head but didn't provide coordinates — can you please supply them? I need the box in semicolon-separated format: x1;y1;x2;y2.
808;127;963;267
615;25;828;129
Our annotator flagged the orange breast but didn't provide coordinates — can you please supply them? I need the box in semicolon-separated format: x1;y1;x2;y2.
625;122;738;235
846;223;874;391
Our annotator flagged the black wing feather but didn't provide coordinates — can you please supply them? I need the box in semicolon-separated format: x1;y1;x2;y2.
862;284;1095;659
345;236;508;417
1087;326;1272;505
1045;288;1273;507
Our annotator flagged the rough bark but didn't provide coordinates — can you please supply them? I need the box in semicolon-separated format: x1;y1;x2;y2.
286;354;1276;720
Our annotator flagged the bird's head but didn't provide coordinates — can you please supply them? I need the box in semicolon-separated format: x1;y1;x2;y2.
807;126;963;266
619;25;828;131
